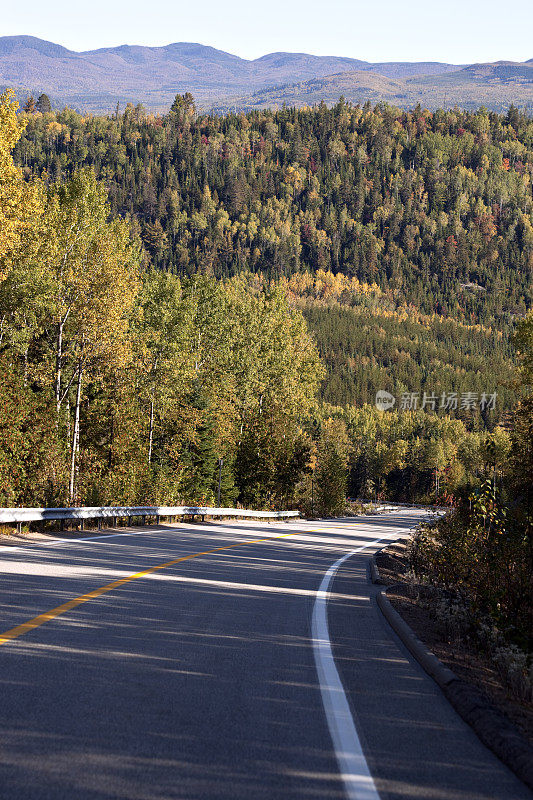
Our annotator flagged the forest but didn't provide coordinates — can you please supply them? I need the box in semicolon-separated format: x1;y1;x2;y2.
0;90;531;520
15;94;532;320
14;94;532;412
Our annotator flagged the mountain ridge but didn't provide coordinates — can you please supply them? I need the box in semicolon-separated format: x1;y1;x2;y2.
0;36;531;113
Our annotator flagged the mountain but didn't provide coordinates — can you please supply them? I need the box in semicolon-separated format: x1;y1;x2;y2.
214;62;533;114
0;36;531;113
0;35;459;111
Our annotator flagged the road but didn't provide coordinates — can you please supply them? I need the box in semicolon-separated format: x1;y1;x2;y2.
0;512;530;800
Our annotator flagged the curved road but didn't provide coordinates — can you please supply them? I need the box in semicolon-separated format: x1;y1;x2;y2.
0;512;529;799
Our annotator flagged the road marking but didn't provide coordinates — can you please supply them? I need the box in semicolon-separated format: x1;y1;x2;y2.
312;537;386;800
0;529;160;553
0;511;412;553
0;520;293;553
0;515;411;649
0;527;312;646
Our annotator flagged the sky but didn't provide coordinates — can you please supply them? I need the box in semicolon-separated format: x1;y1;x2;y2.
3;0;533;63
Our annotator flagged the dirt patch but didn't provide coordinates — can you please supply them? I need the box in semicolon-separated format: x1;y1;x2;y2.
376;541;533;746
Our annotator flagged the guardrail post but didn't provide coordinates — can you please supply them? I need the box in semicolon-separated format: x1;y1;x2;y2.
80;519;84;531
17;522;22;535
156;515;160;526
98;518;102;531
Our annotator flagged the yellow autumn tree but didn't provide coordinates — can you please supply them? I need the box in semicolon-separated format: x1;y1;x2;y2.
38;169;140;500
0;90;42;278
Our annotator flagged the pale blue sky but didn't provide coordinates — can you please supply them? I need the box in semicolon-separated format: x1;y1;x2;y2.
4;0;532;63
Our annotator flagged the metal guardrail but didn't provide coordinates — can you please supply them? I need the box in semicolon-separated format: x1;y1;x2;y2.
0;506;299;533
357;499;448;511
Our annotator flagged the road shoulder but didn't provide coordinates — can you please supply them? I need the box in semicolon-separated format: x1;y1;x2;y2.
372;543;533;792
324;534;532;800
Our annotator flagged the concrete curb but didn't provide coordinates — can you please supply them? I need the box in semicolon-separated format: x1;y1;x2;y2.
376;589;456;686
370;543;407;585
369;555;385;585
376;586;533;792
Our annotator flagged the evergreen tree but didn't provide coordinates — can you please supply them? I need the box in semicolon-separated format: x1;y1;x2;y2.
36;94;52;113
214;454;238;506
314;419;350;515
180;388;218;504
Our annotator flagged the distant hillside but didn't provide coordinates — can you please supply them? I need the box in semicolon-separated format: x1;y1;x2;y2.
213;71;406;112
408;62;533;110
0;35;472;112
1;36;531;113
214;62;533;114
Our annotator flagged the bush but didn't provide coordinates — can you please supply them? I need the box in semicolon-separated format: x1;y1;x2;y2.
432;595;472;642
492;645;532;702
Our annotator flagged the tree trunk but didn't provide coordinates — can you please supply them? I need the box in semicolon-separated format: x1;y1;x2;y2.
148;396;154;465
108;412;114;469
66;399;71;452
69;363;83;504
23;343;29;388
56;320;63;417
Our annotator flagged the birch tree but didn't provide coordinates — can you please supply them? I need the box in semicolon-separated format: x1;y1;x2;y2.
133;270;194;467
41;169;140;501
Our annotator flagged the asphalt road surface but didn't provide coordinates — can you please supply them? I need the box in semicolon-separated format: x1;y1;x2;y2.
0;512;530;800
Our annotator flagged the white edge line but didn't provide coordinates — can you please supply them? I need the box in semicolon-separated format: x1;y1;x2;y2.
0;520;308;555
1;511;416;555
0;519;292;554
0;529;160;553
311;536;386;800
0;518;307;555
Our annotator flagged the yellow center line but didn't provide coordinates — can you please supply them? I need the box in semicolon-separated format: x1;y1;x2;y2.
0;528;311;646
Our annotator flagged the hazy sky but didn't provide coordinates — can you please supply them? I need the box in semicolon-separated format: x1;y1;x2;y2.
4;0;532;63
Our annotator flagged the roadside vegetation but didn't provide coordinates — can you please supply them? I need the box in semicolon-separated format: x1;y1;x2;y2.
412;312;531;648
378;316;532;728
0;90;530;528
